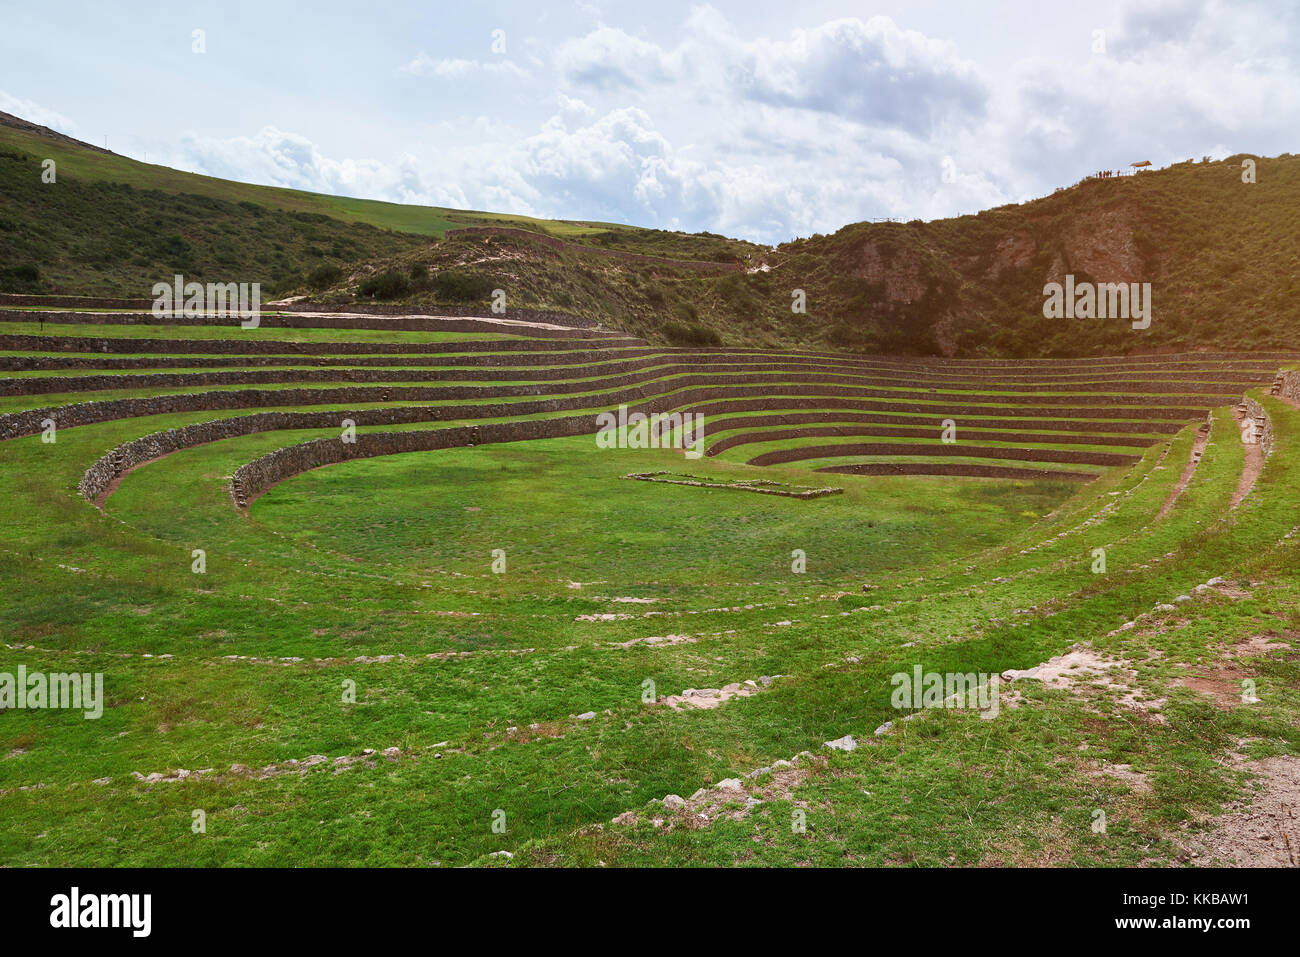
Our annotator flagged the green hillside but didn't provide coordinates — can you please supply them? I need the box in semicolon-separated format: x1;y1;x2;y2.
3;110;1297;358
300;153;1300;357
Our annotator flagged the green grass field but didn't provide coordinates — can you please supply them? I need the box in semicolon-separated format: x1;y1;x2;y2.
2;306;1297;868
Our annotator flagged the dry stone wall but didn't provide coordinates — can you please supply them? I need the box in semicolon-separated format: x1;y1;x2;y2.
703;423;1157;456
1241;396;1275;457
819;462;1097;481
226;397;683;508
76;390;686;503
667;407;1179;440
16;377;1221;444
0;309;623;338
1275;370;1300;404
6;380;674;442
0;333;643;356
5;362;1252;401
747;441;1138;468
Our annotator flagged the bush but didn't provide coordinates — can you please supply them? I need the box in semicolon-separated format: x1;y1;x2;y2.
0;263;43;293
306;264;344;289
432;269;494;302
358;269;412;300
672;301;700;323
662;320;722;346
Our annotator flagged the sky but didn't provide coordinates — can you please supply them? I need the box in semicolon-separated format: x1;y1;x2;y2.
1;0;1297;244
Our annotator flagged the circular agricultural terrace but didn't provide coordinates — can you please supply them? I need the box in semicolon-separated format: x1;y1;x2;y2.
2;301;1299;866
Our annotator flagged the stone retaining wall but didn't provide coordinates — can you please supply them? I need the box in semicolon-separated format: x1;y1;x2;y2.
0;294;152;309
226;397;683;508
0;333;644;356
748;441;1138;468
3;364;690;398
1;360;1252;401
818;462;1097;481
0;295;603;330
278;301;604;330
10;378;1217;442
6;379;673;442
660;389;1210;421
701;409;1185;436
1276;370;1300;404
1241;395;1275;457
0;351;1273;399
75;390;686;502
703;423;1157;456
0;348;664;372
0;309;627;339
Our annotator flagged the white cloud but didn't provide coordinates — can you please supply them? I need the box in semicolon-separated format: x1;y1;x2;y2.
102;1;1300;245
0;90;79;136
400;52;528;79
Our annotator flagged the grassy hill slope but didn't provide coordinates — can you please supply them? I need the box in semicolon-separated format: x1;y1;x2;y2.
303;154;1300;356
3;110;1296;357
0;112;755;299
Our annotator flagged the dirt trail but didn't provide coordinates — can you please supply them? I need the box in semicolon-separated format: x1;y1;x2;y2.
1229;405;1266;508
1155;422;1210;520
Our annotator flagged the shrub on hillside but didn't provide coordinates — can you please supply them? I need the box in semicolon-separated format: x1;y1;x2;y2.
0;263;43;293
431;269;494;302
662;320;722;346
358;269;412;300
306;264;344;289
673;301;700;323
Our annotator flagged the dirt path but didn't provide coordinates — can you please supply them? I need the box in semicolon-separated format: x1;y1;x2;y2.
1155;421;1210;520
1229;405;1266;508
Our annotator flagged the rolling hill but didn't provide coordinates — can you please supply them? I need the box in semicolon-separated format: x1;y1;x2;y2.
2;110;1297;358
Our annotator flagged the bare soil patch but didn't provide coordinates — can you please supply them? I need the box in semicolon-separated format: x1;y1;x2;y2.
1184;756;1300;867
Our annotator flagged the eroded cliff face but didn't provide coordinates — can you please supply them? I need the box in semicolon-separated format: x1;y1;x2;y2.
788;191;1163;356
1050;207;1148;285
847;240;930;304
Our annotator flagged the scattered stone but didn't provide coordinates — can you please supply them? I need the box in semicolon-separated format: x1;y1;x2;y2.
824;734;857;752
